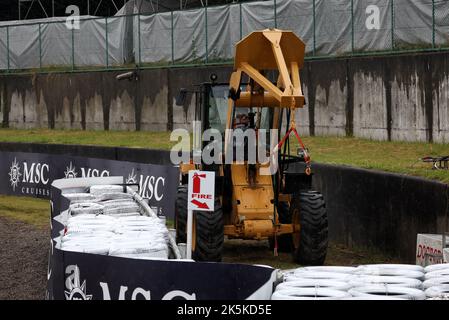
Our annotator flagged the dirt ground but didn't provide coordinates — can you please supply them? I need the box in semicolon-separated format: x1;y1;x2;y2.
0;216;399;300
0;217;48;300
223;239;400;270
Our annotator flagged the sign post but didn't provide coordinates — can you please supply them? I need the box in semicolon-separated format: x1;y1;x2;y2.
187;170;215;260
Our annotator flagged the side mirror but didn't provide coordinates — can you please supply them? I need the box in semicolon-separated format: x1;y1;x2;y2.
176;88;188;106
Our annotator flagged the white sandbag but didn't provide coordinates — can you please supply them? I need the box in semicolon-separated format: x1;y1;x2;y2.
69;202;104;216
102;199;137;206
423;276;449;289
297;266;356;274
64;193;98;202
109;245;167;256
90;185;125;195
359;264;424;272
348;285;426;300
97;193;134;201
354;265;424;279
349;276;422;289
276;279;351;291
425;269;449;280
425;285;449;298
114;251;169;260
107;212;141;218
61;244;110;255
425;264;449;273
271;288;351;300
103;203;141;215
290;271;352;281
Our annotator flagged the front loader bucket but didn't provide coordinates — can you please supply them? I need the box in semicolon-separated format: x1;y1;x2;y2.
234;29;306;72
231;29;306;109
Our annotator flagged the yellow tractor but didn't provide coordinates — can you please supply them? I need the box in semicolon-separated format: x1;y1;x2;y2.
175;29;328;265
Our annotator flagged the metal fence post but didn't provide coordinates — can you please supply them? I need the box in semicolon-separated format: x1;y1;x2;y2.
105;17;109;68
205;6;208;63
351;0;354;53
313;0;316;55
432;0;436;48
38;24;42;69
274;0;277;28
171;11;174;64
239;3;243;40
138;13;141;67
6;26;10;72
71;27;75;70
391;0;395;50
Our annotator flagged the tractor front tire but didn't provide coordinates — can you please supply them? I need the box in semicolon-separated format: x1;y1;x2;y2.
175;185;224;262
291;191;328;266
192;197;224;262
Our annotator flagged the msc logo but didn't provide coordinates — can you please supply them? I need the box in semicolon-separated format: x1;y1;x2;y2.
126;169;138;184
64;162;110;179
9;158;50;190
126;169;165;201
64;162;78;179
9;158;21;191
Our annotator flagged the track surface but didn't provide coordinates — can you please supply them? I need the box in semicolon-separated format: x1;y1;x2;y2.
0;217;48;300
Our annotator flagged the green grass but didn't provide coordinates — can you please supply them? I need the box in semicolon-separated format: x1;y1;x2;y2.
0;128;175;150
300;136;449;183
0;128;448;183
0;195;49;228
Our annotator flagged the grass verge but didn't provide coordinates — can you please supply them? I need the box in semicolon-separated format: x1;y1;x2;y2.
0;195;49;229
0;129;174;150
0;128;448;183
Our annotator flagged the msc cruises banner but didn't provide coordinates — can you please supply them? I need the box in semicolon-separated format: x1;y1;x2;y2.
0;151;178;217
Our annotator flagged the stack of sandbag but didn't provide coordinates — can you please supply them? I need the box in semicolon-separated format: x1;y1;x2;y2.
59;185;169;260
61;214;115;255
273;264;428;300
347;264;425;300
423;264;449;300
273;266;354;300
110;216;169;260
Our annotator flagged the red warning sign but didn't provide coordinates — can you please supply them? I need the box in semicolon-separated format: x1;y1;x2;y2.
188;171;215;212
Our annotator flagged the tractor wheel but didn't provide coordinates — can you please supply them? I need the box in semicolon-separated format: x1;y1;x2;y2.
291;191;328;266
192;198;224;262
269;202;293;253
175;185;224;262
175;185;188;243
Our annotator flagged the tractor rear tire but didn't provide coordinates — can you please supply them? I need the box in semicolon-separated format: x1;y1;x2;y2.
291;191;328;266
175;185;224;262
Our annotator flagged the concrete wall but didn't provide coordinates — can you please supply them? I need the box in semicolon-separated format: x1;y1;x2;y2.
1;51;449;143
312;164;449;263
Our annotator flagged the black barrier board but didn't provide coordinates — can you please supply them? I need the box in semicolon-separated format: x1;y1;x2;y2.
0;151;179;217
48;249;275;300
